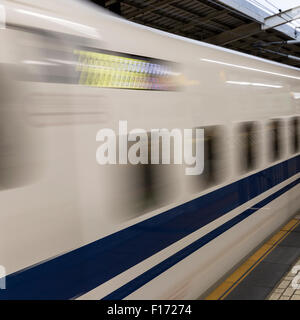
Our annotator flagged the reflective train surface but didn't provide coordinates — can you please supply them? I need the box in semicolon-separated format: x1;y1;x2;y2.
0;0;299;299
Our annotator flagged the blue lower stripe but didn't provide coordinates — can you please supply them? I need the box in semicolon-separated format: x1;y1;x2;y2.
103;177;300;300
0;155;299;299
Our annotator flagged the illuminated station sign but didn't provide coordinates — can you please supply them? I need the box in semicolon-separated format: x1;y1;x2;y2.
74;49;178;91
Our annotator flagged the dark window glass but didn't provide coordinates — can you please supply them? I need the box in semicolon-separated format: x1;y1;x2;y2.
110;133;178;220
203;126;220;186
189;125;224;191
269;119;282;162
137;133;179;212
238;122;259;172
291;117;299;154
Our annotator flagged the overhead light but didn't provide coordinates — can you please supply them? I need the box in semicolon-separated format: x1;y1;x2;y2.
201;58;300;81
226;81;283;88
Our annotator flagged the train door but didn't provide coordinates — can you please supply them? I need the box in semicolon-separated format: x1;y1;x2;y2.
0;25;86;274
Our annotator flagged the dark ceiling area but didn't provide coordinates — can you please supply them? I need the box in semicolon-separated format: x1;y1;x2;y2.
89;0;300;67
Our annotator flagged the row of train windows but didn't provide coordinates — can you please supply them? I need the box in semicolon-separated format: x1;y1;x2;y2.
240;117;299;172
206;117;299;178
120;117;300;218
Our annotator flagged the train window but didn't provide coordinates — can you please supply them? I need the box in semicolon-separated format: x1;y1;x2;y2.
237;122;259;173
290;117;299;154
189;125;225;191
109;133;178;220
269;119;283;162
135;133;179;214
136;134;159;211
19;30;179;90
202;126;225;186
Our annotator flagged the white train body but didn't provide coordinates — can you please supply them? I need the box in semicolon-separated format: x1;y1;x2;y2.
0;0;299;299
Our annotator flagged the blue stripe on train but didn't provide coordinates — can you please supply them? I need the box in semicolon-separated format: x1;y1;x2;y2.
103;177;300;300
0;155;299;299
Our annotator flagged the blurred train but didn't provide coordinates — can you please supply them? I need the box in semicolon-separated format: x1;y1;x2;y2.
0;0;299;300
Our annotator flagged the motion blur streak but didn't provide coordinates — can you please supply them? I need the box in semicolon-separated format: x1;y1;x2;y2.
201;58;300;80
16;8;99;38
0;0;299;300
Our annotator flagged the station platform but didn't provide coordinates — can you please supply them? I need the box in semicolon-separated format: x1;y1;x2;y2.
205;214;300;300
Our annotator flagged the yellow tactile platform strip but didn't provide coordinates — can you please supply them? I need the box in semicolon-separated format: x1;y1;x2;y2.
205;218;300;300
